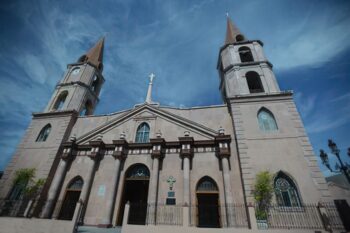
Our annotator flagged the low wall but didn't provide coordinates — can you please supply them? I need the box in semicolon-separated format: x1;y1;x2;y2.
121;225;327;233
0;217;74;233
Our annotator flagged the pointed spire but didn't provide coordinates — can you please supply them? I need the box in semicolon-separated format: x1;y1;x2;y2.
224;15;245;45
78;37;105;71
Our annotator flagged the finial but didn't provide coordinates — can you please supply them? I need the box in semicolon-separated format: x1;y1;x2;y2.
156;130;162;138
145;73;155;104
218;126;225;135
70;135;76;142
120;131;126;139
97;134;103;141
184;131;190;137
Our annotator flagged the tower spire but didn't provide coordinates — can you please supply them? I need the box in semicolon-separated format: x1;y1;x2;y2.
224;15;245;45
145;73;155;104
78;37;105;71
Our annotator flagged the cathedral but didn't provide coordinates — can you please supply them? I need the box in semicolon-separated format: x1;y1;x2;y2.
0;17;348;233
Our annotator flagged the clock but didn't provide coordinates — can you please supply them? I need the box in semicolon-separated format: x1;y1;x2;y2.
72;68;80;75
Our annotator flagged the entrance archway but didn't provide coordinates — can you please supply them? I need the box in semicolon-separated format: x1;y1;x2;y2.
117;164;150;225
196;176;220;228
58;177;83;220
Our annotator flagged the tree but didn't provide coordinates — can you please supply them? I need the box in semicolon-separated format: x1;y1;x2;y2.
253;171;273;220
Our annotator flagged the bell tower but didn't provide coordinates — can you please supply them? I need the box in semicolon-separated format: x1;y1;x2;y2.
218;17;280;101
45;37;105;115
218;16;331;204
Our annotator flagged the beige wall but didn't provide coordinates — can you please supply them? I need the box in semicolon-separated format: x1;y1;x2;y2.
229;94;331;203
0;112;76;199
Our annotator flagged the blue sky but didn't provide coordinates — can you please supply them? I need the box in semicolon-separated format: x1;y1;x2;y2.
0;0;349;176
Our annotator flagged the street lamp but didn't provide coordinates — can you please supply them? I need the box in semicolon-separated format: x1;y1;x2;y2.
319;139;350;184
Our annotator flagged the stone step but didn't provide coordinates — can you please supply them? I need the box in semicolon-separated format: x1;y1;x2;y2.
77;226;122;233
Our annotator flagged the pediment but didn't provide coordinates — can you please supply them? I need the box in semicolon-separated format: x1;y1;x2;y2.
76;104;218;144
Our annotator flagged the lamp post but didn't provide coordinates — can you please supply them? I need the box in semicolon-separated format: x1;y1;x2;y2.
319;139;350;184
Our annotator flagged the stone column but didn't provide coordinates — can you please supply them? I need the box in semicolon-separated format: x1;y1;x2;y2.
41;138;76;218
147;137;165;225
41;158;68;218
179;134;194;226
183;156;191;206
73;136;104;223
215;134;235;227
99;138;127;227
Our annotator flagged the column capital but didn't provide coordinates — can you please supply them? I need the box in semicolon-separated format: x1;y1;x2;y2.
61;141;77;161
88;139;105;160
215;135;231;159
150;138;165;159
179;136;194;159
112;139;128;160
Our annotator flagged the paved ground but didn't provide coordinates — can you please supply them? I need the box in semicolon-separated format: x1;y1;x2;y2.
77;226;122;233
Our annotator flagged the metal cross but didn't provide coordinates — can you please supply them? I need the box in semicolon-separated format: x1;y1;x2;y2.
149;73;155;83
167;176;176;190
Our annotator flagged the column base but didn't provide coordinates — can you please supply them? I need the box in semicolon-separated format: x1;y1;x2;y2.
97;224;112;228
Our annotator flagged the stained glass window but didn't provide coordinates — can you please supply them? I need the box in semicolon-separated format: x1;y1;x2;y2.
36;124;51;142
274;174;301;207
258;109;278;132
126;165;150;179
197;177;218;191
68;178;83;190
135;123;150;143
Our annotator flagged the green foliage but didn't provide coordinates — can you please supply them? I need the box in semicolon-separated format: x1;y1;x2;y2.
13;168;45;199
253;171;273;220
13;168;36;186
24;178;46;198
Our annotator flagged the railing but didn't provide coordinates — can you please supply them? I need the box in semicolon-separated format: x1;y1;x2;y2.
262;204;324;229
0;198;33;217
322;202;345;230
154;204;183;226
190;204;248;228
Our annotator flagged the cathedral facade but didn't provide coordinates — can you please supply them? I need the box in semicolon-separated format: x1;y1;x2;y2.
0;17;346;232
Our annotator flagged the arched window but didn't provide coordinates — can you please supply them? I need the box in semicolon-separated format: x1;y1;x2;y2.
78;55;87;63
80;100;93;116
36;124;51;142
246;71;264;93
67;177;84;190
238;46;254;62
197;176;218;192
236;34;245;42
135;123;150;143
91;75;99;93
53;91;68;111
258;108;278;132
126;164;150;179
274;172;301;207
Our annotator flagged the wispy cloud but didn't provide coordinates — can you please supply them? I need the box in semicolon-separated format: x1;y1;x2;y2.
0;0;349;171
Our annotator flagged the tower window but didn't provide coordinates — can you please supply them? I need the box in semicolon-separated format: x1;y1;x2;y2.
238;46;254;62
236;34;245;42
36;124;51;142
258;108;278;132
91;75;99;93
246;71;264;93
80;100;93;116
274;172;301;207
78;55;87;63
135;123;150;143
53;91;68;111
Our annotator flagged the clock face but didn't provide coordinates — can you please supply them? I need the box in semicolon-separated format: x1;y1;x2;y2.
72;68;80;75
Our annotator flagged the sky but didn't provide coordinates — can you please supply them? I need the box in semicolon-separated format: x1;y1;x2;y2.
0;0;349;176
